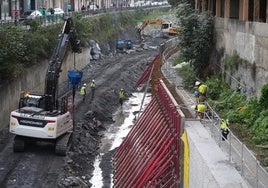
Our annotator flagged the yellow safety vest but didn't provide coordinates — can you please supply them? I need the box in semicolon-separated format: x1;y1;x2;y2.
220;119;228;131
198;84;207;94
80;86;86;95
119;91;125;99
197;104;206;112
91;82;95;88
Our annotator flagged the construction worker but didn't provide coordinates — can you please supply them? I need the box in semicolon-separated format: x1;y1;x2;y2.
90;80;96;99
195;81;208;97
195;103;206;119
119;88;125;107
80;83;87;101
195;81;208;103
220;119;229;141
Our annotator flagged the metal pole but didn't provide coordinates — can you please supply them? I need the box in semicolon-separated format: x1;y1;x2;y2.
137;64;154;119
72;52;76;129
229;132;232;162
241;143;244;176
256;159;259;188
72;86;76;130
74;52;76;69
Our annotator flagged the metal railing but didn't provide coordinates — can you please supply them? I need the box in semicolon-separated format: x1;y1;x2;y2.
200;103;268;188
0;5;171;27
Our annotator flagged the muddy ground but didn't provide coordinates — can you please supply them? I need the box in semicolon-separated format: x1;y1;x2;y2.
0;32;168;187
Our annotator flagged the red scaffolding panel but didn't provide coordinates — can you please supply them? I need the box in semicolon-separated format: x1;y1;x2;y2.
114;80;183;188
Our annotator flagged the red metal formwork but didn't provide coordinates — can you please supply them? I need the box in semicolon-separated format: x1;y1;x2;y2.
113;80;183;188
134;55;160;89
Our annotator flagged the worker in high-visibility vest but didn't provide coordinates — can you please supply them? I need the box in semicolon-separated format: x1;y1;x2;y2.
80;83;87;101
119;88;125;107
195;81;208;96
195;81;208;98
194;81;208;103
90;80;96;99
195;103;206;119
220;119;230;141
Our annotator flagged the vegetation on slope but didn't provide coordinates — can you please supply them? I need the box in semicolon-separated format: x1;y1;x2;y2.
173;2;268;167
0;8;169;82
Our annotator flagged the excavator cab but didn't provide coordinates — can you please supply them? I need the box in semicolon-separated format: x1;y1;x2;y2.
161;22;172;30
19;93;46;109
10;17;80;155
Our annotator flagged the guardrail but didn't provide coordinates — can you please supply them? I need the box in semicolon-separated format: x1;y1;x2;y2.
200;104;268;188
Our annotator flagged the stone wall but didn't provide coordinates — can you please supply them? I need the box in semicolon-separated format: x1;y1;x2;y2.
0;48;90;130
214;18;268;97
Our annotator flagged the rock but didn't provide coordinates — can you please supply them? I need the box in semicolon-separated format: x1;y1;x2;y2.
88;40;102;60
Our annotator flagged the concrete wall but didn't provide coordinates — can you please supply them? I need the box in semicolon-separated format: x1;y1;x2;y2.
214;18;268;97
0;48;90;130
185;120;249;188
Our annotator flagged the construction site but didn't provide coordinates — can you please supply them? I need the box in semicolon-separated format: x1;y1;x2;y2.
1;3;268;187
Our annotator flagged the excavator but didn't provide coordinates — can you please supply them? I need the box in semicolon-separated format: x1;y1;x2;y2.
137;19;180;38
9;17;81;156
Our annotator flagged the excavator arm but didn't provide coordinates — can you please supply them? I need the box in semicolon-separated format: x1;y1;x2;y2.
10;17;81;155
44;17;81;112
139;19;164;30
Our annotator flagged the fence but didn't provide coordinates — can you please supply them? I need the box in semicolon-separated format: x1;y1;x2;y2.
0;5;171;27
196;103;268;188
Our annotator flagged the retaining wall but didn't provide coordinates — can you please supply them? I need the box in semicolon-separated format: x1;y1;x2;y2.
214;18;268;97
0;48;90;130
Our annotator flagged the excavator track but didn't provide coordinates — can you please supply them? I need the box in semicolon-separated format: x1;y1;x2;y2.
55;132;72;156
13;135;25;152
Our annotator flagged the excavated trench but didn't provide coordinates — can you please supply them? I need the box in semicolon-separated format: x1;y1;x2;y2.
0;23;193;187
0;33;172;187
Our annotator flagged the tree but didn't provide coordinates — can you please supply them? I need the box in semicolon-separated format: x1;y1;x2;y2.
176;2;214;78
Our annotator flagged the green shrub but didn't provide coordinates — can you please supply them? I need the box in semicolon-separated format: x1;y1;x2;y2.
177;64;195;90
252;110;268;145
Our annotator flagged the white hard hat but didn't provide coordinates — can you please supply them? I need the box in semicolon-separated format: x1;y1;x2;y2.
92;79;95;82
195;81;201;86
83;83;86;86
191;105;196;109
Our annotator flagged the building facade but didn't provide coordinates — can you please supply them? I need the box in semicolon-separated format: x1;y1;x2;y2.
195;0;268;97
0;0;116;20
195;0;268;23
